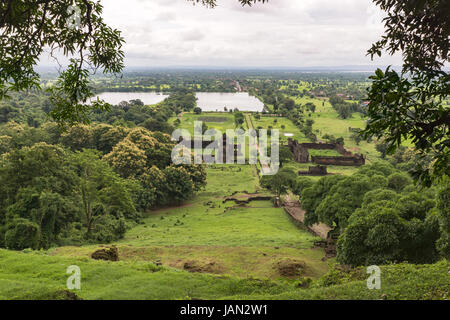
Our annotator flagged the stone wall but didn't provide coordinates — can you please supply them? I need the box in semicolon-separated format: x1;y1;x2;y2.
179;135;243;162
311;154;365;166
298;142;336;150
288;138;365;167
298;165;328;176
288;139;309;163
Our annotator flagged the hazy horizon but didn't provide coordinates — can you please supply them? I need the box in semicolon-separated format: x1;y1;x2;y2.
39;0;405;69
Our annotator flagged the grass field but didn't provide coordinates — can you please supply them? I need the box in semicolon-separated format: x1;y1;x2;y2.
250;115;309;143
43;164;330;292
169;112;237;135
290;96;379;160
1;249;447;300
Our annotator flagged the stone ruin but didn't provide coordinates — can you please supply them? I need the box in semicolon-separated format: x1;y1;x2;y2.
179;133;243;162
288;138;365;174
311;154;365;167
298;165;328;176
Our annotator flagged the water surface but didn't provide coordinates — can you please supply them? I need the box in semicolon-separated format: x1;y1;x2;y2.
93;92;169;105
196;92;264;112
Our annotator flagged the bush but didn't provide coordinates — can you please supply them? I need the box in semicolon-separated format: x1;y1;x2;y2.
87;216;127;243
5;219;40;250
387;172;413;192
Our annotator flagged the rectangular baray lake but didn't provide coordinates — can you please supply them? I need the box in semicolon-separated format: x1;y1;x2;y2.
93;92;169;105
92;91;264;112
196;92;264;112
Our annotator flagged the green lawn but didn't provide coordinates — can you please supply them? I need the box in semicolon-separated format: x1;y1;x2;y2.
0;249;292;300
1;249;447;300
250;115;309;143
290;96;379;160
169;112;237;135
48;165;328;284
119;201;318;248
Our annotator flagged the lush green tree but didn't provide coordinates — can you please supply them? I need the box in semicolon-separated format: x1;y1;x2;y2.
363;0;450;186
92;124;129;154
337;207;407;266
361;188;398;207
293;177;314;197
302;175;346;227
104;140;147;179
142;118;174;134
140;165;167;206
337;196;440;266
278;146;293;167
4;218;40;250
0;143;78;248
122;127;175;170
282;98;296;111
261;168;296;197
162;166;194;204
193;107;202;115
357;161;396;177
375;141;389;159
60;124;94;151
387;172;413;192
315;175;376;231
234;112;245;127
179;164;207;192
396;191;435;221
305;102;316;113
350;131;362;145
436;177;450;259
0;0;124;124
0;135;13;154
125;127;157;150
336;104;351;119
71;149;137;238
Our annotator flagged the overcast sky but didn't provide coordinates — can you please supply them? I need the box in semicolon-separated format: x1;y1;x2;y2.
43;0;404;68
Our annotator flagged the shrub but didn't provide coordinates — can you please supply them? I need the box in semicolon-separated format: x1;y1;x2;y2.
5;219;40;250
387;172;413;192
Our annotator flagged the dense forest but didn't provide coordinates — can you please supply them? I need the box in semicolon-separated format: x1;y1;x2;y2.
0;90;206;250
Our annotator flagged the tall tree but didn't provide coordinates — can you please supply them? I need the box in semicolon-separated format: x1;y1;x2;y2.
71;149;137;235
0;0;266;125
363;0;449;186
0;0;124;125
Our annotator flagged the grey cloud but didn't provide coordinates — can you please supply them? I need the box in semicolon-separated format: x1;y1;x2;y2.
40;0;403;68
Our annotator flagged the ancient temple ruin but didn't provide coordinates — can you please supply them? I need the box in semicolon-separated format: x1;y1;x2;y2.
288;138;365;175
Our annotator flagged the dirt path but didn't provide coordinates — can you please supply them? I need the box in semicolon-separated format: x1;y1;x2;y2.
283;193;331;240
244;113;271;175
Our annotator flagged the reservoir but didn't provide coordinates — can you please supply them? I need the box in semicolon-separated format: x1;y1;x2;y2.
93;92;169;105
93;92;264;112
196;92;264;112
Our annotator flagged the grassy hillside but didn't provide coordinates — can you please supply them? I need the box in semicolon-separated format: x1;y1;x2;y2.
1;249;447;300
3;163;446;300
49;165;328;281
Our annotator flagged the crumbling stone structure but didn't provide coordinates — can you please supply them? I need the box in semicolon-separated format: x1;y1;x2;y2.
179;134;243;162
311;154;365;167
298;165;328;176
288;139;310;163
288;138;365;167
